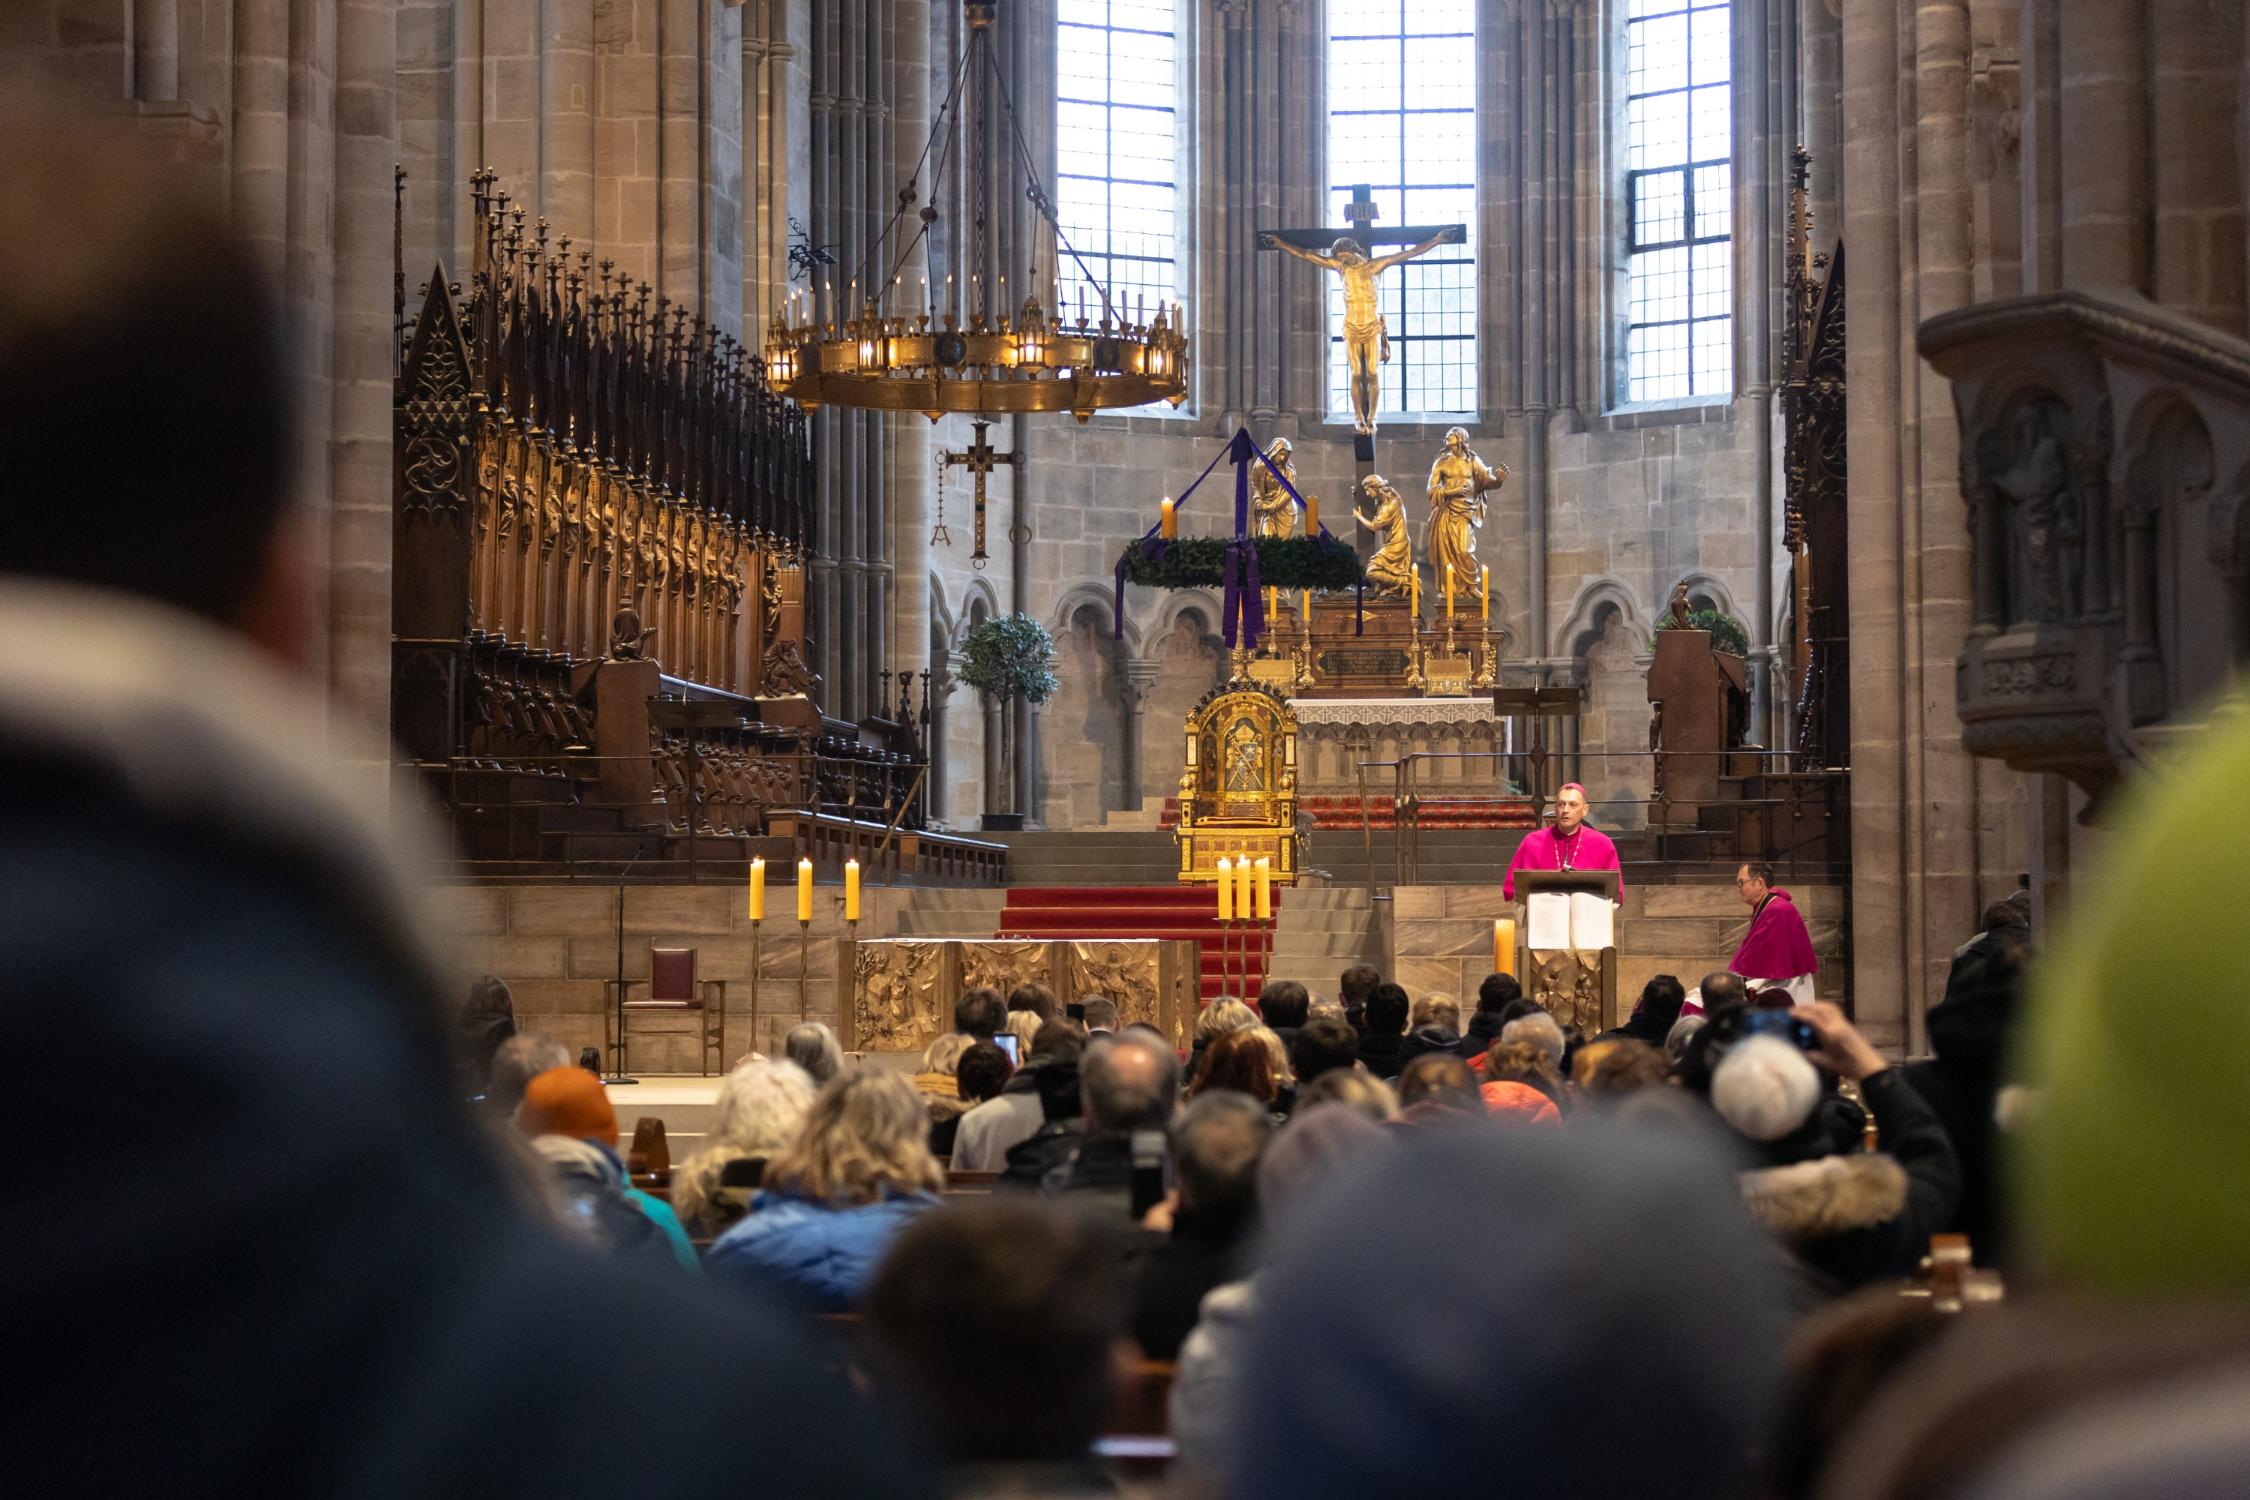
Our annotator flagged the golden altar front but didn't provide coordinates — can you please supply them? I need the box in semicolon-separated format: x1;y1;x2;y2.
1175;683;1300;884
844;938;1201;1054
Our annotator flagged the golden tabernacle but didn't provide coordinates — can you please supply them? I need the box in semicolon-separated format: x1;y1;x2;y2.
844;938;1201;1053
1176;684;1300;884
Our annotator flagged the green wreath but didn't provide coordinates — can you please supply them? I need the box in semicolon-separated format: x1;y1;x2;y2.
1119;535;1365;592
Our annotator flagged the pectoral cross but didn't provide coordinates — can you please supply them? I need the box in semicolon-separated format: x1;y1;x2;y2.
939;419;1020;568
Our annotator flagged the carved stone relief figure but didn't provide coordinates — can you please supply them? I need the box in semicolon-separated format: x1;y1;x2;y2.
1983;399;2079;625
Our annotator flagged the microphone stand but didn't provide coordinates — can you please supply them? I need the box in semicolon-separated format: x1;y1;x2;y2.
605;851;643;1085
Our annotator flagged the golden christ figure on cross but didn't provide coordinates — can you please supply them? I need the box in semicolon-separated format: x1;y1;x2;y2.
1259;224;1464;436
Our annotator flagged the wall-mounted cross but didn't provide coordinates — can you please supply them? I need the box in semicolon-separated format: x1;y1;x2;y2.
1257;183;1460;253
939;418;1021;567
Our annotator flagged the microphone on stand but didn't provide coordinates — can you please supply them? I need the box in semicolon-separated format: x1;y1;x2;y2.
604;849;644;1085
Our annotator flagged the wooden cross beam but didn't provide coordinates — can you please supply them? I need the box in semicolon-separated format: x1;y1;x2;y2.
939;418;1020;565
1258;183;1464;252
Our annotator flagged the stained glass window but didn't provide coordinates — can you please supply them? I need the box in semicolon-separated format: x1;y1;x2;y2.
1325;0;1477;419
1056;1;1179;332
1625;0;1732;402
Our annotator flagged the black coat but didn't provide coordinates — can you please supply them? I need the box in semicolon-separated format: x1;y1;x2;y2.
1358;1030;1408;1080
1125;1210;1252;1360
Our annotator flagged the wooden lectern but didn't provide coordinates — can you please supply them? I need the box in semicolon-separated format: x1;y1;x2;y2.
1514;869;1619;1037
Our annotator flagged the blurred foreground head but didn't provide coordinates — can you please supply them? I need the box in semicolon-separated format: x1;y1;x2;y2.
1233;1126;1783;1500
0;125;298;647
2021;711;2250;1299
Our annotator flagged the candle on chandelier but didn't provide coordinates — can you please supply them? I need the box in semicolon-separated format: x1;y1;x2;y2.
844;858;862;922
1481;565;1491;623
796;858;814;923
1253;857;1272;920
1160;497;1177;539
748;856;766;922
1305;493;1319;534
1216;858;1234;921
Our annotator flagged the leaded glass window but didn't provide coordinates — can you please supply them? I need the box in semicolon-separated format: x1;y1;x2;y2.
1325;0;1477;419
1624;0;1732;402
1056;1;1179;328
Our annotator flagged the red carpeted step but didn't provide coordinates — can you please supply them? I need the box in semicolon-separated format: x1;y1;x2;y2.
995;884;1276;1004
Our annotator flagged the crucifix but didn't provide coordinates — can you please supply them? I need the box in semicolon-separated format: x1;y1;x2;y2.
1260;184;1466;457
939;418;1021;568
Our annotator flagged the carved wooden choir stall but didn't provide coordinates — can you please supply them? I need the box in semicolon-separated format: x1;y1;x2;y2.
391;173;998;883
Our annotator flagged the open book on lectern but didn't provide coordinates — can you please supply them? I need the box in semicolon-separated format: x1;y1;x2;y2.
1515;868;1620;952
1525;889;1614;951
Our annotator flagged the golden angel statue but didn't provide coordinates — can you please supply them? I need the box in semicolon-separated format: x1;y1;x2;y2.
1352;474;1415;598
1259;226;1464;435
1424;426;1506;597
1250;436;1315;539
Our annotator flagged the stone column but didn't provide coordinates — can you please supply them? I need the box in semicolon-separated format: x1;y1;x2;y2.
133;0;178;100
1123;660;1158;813
2057;0;2149;292
2018;0;2062;292
2149;0;2245;335
542;0;596;239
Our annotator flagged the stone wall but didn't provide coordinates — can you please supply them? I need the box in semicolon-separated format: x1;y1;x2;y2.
427;881;896;1072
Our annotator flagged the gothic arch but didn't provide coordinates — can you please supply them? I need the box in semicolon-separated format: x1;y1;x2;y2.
946;576;1002;648
1553;577;1651;658
1147;588;1225;652
1052;582;1141;654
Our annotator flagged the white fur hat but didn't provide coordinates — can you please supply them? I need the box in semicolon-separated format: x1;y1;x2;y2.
1711;1034;1821;1142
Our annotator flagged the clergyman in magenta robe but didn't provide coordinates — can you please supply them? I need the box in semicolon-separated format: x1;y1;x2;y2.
1729;862;1819;1004
1502;783;1626;901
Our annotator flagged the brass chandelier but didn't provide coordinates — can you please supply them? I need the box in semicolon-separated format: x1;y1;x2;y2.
762;1;1189;421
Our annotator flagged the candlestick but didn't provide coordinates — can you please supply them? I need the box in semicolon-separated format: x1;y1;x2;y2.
1160;496;1176;540
843;858;862;922
1216;857;1234;922
796;857;813;923
748;855;766;922
797;914;811;1025
1494;917;1516;977
1253;857;1272;921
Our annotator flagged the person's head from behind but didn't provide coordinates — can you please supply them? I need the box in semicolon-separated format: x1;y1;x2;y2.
953;987;1005;1039
1665;1013;1707;1062
1257;979;1311;1030
0;135;303;660
1081;1031;1181;1135
1193;1026;1280;1104
1397;1055;1480;1115
783;1021;844;1085
956;1040;1013;1107
1366;982;1411;1037
867;1200;1123;1465
1195;997;1258;1045
515;1066;617;1145
1501;1010;1566;1070
1982;898;2030;937
1078;995;1120;1033
1476;971;1522;1016
1003;1008;1043;1060
1172;1090;1274;1229
1498;997;1545;1027
1338;964;1381;1024
1576;1038;1671;1110
917;1031;974;1081
486;1034;572;1114
1699;971;1747;1013
1290;1016;1360;1084
1007;982;1057;1025
764;1071;943;1206
708;1057;817;1155
1299;1067;1397;1122
1481;1040;1561;1098
1028;1021;1088;1070
1228;1126;1783;1500
1411;993;1461;1034
463;975;514;1023
1633;973;1688;1030
1308;997;1346;1025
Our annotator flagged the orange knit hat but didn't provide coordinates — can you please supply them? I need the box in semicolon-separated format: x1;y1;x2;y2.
517;1066;618;1143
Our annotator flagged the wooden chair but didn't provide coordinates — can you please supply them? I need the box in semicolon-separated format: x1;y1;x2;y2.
607;945;727;1075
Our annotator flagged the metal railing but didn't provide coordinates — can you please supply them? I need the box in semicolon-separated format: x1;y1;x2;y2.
1341;747;1848;889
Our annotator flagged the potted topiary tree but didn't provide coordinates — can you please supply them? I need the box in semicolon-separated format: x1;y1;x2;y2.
955;612;1059;832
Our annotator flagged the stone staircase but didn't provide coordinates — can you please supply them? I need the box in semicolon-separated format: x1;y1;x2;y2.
1262;884;1384;994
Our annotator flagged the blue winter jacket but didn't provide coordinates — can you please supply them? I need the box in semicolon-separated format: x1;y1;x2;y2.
706;1189;940;1311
